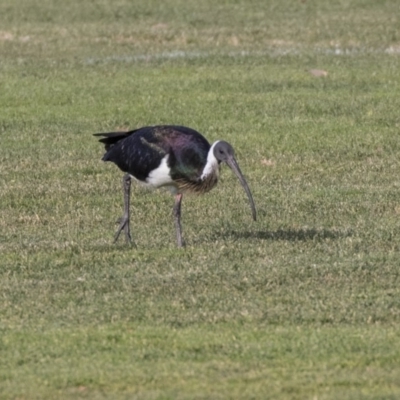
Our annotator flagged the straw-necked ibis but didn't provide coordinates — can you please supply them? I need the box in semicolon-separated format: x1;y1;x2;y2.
94;125;256;247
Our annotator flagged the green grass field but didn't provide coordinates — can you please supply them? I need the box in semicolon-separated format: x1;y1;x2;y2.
1;0;400;398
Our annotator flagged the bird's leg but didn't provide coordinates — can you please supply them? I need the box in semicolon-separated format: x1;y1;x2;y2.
114;173;132;244
173;193;185;248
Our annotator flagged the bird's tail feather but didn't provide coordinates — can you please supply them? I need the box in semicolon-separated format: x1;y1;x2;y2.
94;130;136;151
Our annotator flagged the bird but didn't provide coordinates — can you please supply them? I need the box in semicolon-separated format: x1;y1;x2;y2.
94;125;256;247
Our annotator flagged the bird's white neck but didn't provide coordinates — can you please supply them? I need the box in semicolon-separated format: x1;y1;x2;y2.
200;141;220;180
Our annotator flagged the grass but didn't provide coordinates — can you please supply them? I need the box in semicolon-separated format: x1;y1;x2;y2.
1;0;400;398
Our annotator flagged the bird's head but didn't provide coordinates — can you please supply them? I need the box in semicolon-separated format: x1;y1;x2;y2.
213;140;235;163
213;140;257;221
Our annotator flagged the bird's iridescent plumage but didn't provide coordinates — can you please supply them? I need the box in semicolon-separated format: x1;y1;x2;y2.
96;125;215;192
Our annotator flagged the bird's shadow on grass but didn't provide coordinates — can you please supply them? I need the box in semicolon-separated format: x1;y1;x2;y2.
218;227;354;242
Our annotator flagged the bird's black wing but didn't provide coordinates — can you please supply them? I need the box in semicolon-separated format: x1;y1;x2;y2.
95;127;169;181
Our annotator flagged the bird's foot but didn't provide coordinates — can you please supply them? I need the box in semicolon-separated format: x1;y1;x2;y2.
114;215;132;244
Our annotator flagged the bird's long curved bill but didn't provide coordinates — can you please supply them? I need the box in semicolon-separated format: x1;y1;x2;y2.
225;156;257;221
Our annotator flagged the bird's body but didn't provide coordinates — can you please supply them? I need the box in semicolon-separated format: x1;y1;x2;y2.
98;125;219;194
94;125;256;247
